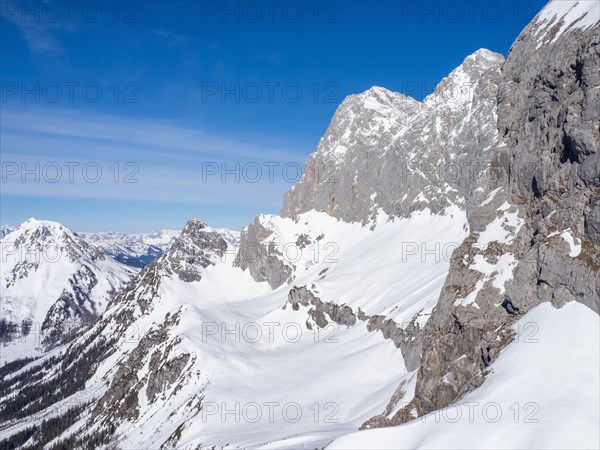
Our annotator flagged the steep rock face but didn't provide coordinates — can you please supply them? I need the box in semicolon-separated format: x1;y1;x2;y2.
406;0;599;419
282;49;504;223
240;49;504;290
234;215;294;289
499;0;599;312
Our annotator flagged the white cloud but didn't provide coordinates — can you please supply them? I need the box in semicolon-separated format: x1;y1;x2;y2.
0;106;305;208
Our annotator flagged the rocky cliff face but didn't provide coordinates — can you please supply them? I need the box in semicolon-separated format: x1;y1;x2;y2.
282;49;505;223
234;215;295;289
499;0;599;313
237;0;599;430
382;0;600;424
240;49;504;290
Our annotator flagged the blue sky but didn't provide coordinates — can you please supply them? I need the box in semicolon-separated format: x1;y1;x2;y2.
1;0;547;232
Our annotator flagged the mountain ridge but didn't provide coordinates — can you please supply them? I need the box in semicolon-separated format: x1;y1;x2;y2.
0;1;598;448
0;218;136;363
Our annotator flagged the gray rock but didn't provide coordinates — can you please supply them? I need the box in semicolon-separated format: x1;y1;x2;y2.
287;285;423;371
234;216;294;289
406;5;600;420
282;50;505;223
161;218;228;282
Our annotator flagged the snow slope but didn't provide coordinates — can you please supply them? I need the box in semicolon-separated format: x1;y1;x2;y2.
0;209;468;448
170;208;468;448
534;0;599;46
328;301;600;449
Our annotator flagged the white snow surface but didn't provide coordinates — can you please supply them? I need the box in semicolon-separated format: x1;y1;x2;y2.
0;208;469;448
1;210;597;449
0;218;135;362
124;208;469;448
328;301;600;449
559;229;582;257
534;0;599;46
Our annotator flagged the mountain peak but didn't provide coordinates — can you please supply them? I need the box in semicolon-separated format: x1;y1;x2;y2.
351;85;420;112
183;217;207;230
159;218;228;282
466;48;505;64
3;218;106;268
424;48;504;109
0;218;134;357
22;217;67;231
11;217;70;239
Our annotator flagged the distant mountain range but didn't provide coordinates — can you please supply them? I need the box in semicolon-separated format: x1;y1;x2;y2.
1;224;240;268
0;225;14;239
0;2;598;448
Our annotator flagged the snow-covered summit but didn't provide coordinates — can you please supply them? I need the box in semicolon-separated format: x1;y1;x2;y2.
3;218;103;264
0;224;15;239
0;218;135;361
282;48;504;223
353;86;420;111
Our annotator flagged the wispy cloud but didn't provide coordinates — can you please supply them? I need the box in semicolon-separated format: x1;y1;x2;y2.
1;2;63;54
0;107;299;160
0;106;306;208
152;28;189;46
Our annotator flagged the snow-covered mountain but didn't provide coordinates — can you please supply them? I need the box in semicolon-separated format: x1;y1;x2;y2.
0;219;136;363
282;49;504;222
0;1;598;449
0;225;14;240
80;227;239;268
79;229;181;268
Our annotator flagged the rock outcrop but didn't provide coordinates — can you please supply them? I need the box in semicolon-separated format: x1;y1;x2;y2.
282;49;505;223
234;215;294;289
392;0;600;422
